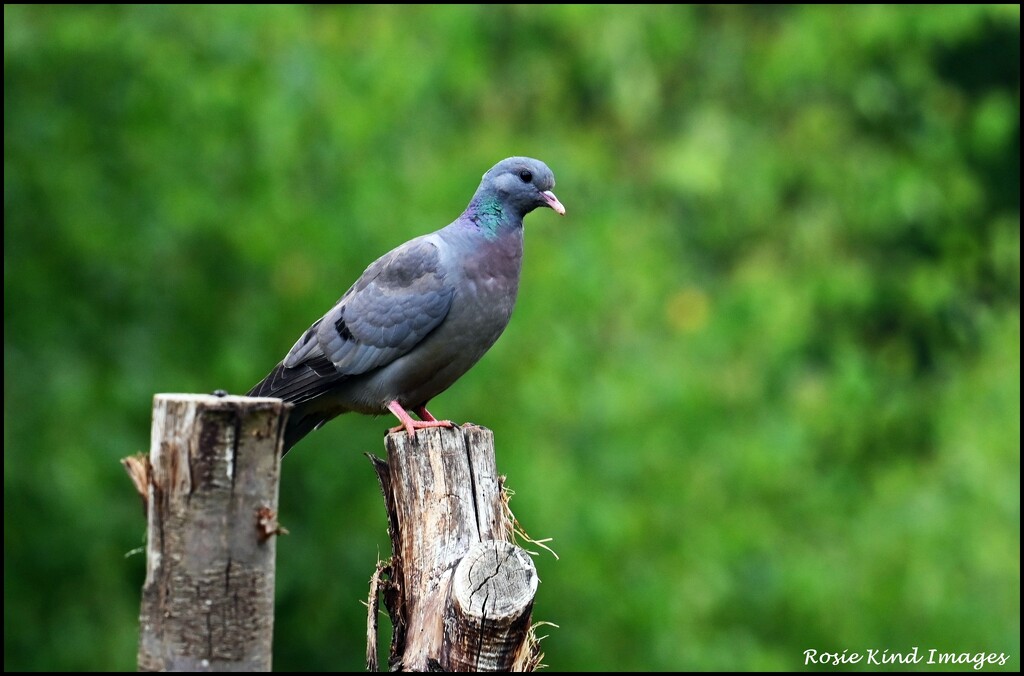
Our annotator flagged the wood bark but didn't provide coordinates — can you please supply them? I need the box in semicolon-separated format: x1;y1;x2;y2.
369;425;540;672
135;394;288;672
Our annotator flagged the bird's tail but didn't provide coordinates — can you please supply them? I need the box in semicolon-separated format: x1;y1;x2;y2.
279;410;334;455
247;357;347;454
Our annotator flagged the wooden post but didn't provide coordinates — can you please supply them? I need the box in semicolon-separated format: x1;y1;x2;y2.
133;394;289;672
368;425;541;672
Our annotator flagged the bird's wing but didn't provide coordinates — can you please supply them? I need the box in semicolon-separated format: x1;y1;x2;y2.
311;237;455;375
250;237;455;403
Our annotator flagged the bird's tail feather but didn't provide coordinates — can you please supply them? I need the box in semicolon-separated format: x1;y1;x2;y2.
247;357;348;454
281;410;333;455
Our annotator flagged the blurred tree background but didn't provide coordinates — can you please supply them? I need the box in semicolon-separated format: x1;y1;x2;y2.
4;5;1019;671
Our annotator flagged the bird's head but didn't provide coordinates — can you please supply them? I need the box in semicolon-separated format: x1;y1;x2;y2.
479;157;565;218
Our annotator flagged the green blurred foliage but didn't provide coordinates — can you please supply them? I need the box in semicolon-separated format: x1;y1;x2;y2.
4;5;1019;671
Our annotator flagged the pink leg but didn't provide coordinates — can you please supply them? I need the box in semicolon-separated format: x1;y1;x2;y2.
413;405;456;429
387;401;455;438
414;405;437;422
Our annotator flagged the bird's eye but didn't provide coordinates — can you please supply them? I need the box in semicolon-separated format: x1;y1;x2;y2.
518;169;533;183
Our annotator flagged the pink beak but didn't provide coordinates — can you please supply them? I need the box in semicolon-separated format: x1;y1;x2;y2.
541;190;566;215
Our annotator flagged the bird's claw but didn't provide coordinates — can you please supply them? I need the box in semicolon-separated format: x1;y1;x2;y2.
388;419;457;439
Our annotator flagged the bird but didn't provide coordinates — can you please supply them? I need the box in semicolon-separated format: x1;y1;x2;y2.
248;157;565;453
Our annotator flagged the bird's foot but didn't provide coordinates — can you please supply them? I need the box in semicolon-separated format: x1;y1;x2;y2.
387;419;457;438
387;401;457;439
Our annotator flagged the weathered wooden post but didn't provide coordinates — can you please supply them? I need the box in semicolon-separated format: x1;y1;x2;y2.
367;425;542;672
125;394;289;672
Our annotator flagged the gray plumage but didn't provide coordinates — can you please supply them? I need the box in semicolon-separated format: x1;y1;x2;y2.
249;157;564;453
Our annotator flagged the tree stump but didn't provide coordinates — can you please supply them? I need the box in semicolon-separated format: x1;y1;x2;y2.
368;425;541;672
132;394;289;672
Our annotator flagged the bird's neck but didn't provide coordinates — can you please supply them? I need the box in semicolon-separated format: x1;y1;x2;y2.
463;193;523;239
